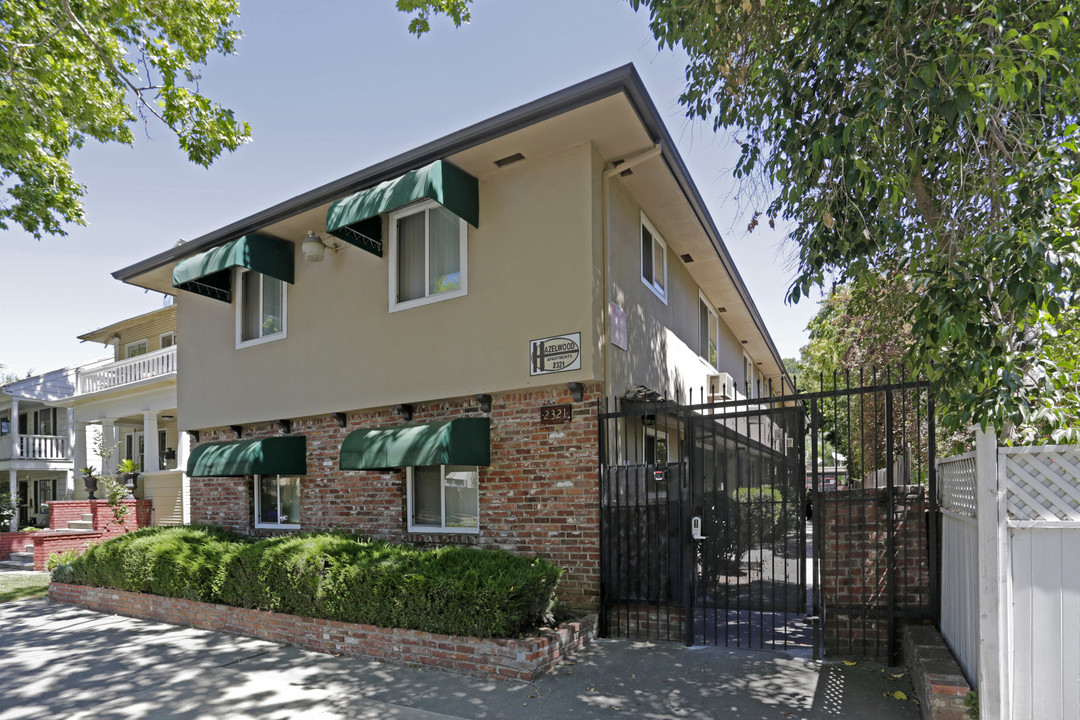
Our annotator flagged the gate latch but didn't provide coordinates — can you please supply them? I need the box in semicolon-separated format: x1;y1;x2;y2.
691;516;707;541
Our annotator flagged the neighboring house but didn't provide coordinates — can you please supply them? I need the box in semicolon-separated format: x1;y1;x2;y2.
1;368;79;528
110;65;789;612
55;305;189;526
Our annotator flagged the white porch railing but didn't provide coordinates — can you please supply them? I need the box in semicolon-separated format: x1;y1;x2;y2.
0;434;69;461
78;345;176;394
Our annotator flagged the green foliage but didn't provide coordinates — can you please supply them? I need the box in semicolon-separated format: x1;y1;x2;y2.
396;0;471;36
117;459;140;474
65;526;563;638
965;690;979;720
0;491;14;524
100;476;130;529
732;485;801;547
47;547;83;572
0;0;251;237
398;0;1080;440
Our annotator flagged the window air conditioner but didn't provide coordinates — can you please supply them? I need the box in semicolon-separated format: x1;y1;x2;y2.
706;372;735;401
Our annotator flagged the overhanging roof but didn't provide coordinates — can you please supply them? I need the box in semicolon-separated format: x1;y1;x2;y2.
111;64;790;388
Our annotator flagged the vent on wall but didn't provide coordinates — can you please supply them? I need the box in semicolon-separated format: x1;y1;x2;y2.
494;152;525;168
680;254;694;263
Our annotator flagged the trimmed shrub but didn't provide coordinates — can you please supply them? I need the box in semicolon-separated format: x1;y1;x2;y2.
63;526;562;638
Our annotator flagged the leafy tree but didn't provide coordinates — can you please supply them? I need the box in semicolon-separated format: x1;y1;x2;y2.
0;0;251;238
399;1;1080;440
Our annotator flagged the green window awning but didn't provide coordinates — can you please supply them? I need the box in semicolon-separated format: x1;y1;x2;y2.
340;418;490;470
172;234;295;303
187;436;307;477
325;160;479;258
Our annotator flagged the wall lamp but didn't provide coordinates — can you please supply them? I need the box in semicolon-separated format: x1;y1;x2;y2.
567;382;584;402
302;230;346;263
332;412;347;428
277;419;292;434
230;425;243;439
396;404;414;422
475;394;492;413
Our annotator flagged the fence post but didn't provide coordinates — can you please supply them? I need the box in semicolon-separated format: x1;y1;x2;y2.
975;428;1007;719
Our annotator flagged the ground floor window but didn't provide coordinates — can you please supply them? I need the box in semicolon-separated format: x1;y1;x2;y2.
406;465;479;533
255;475;300;529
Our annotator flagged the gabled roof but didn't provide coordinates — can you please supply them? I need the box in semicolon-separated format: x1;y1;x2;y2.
112;64;789;385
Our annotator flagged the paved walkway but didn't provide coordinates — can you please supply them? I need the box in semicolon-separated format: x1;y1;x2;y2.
0;598;921;719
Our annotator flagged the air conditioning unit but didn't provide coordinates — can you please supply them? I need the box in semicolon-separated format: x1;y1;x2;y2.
706;372;735;401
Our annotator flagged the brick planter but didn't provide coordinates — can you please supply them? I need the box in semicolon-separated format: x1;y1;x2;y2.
49;583;596;681
903;623;972;720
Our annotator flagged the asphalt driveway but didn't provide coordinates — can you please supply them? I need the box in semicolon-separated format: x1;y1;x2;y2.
0;597;920;719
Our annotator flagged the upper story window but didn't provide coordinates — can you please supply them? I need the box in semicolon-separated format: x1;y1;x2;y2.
255;474;300;529
125;339;148;359
406;465;479;533
389;200;468;312
237;269;286;348
160;332;175;349
0;412;9;436
743;352;756;399
699;294;719;370
640;213;667;303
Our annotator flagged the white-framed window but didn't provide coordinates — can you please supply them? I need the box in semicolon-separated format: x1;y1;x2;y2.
158;428;169;469
236;269;287;347
34;408;56;436
0;412;9;436
125;339;148;358
159;332;175;349
406;465;479;533
640;212;667;303
255;474;301;529
389;200;468;312
698;293;719;370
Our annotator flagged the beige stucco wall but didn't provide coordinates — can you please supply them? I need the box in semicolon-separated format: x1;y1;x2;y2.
178;143;599;430
604;176;751;402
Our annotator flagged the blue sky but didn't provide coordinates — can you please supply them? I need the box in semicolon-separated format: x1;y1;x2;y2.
0;0;821;377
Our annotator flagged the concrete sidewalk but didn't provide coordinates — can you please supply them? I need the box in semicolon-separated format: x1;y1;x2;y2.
0;598;920;719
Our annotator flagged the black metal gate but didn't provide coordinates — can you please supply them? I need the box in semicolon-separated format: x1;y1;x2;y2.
598;370;938;661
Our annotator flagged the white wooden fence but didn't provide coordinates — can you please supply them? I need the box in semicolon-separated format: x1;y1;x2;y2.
939;432;1080;720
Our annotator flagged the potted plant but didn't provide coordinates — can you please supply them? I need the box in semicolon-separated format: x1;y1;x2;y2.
117;459;141;498
80;467;99;500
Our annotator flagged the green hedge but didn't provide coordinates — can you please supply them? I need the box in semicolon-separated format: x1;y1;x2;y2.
59;526;561;638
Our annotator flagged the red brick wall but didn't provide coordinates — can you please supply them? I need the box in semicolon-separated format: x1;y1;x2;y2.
0;531;36;561
50;583;596;682
190;383;603;611
47;500;152;533
32;532;104;571
818;486;930;659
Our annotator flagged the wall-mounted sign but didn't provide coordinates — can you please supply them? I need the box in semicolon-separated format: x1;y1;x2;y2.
609;302;627;350
530;332;581;375
539;404;573;424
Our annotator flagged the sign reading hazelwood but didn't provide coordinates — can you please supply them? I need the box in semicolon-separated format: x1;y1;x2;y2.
530;333;582;375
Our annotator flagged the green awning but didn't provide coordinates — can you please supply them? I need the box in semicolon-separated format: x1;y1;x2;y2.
187;436;307;477
172;234;295;303
340;418;490;470
325;160;479;257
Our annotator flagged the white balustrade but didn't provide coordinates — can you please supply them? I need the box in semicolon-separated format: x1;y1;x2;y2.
78;346;177;394
15;434;68;460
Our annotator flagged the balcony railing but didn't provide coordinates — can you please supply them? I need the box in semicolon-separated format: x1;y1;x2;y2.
78;345;177;394
0;434;69;461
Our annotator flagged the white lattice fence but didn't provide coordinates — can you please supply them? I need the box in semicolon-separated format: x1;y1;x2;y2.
938;453;979;685
1003;447;1080;522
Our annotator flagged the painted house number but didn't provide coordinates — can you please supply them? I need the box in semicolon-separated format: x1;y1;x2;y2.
539;404;572;424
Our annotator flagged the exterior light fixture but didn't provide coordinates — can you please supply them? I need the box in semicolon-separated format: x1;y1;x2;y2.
332;412;347;428
396;404;414;421
475;394;492;413
567;382;584;402
302;230;346;263
277;419;292;434
230;425;243;439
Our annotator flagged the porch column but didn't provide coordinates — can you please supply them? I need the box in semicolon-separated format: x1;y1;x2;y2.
64;409;76;497
9;395;18;458
100;420;118;478
7;469;16;531
178;431;191;524
143;412;159;473
73;421;88;499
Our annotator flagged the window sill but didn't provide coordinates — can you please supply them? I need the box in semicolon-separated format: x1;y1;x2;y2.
236;332;287;350
255;522;300;531
390;288;467;314
641;279;667;305
406;525;479;535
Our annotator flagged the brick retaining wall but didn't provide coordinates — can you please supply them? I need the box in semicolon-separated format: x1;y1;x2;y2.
903;623;972;720
49;583;596;681
191;383;603;612
818;486;931;659
0;531;37;561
